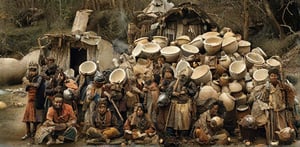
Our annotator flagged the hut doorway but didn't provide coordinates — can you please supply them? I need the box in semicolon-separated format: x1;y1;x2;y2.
70;48;87;76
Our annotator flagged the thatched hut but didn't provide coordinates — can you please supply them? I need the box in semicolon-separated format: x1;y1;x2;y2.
129;2;218;44
38;32;119;76
156;2;218;41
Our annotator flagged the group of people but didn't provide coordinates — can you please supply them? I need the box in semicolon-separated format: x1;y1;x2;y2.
20;53;299;146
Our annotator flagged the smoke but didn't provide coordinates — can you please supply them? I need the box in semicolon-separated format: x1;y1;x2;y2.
112;38;129;54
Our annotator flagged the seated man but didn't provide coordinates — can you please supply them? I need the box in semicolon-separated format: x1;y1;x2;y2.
86;98;121;144
123;103;158;145
193;101;229;145
35;94;77;145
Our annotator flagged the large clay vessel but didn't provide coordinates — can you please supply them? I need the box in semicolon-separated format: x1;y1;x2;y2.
0;50;40;86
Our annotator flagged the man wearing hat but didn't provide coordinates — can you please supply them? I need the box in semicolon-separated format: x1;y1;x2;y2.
165;69;197;142
82;72;110;134
41;94;77;145
86;98;121;144
123;103;158;144
21;62;45;140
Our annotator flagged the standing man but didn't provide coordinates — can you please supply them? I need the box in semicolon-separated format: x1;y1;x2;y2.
21;62;45;140
267;68;296;144
165;69;197;141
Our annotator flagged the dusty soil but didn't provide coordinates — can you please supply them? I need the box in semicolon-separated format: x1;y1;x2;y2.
1;70;300;147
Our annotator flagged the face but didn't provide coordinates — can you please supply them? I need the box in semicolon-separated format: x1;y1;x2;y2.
53;97;63;109
269;73;279;85
136;107;144;117
98;104;107;115
164;70;173;79
28;68;38;77
210;105;219;116
179;74;188;83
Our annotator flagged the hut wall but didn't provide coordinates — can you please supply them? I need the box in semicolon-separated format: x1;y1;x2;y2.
49;46;70;70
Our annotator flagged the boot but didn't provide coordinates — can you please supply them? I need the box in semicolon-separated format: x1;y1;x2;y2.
21;123;31;140
46;135;55;145
21;133;31;140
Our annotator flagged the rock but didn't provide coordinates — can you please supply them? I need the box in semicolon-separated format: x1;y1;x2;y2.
0;101;7;110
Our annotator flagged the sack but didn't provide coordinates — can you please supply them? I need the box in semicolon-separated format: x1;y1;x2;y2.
251;100;269;126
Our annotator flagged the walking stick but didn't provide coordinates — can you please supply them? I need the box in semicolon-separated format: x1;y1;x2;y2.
164;102;172;132
104;91;124;122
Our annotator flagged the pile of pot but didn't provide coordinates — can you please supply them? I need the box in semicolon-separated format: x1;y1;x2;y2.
130;28;282;114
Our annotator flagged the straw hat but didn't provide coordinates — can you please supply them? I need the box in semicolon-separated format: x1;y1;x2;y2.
79;61;97;75
81;31;101;46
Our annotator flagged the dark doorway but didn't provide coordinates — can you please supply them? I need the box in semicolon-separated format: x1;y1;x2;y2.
70;48;87;76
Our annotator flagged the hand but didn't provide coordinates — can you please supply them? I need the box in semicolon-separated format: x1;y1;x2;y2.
124;130;132;134
22;77;30;85
172;91;180;96
180;90;186;95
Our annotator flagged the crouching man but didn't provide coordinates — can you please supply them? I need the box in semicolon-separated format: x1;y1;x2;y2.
35;94;77;145
123;103;158;145
86;98;121;144
192;101;229;145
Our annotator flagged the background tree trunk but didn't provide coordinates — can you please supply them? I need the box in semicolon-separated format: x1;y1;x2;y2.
262;0;285;39
243;0;249;40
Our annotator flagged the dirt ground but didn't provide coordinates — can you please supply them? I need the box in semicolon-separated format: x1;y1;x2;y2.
1;71;300;147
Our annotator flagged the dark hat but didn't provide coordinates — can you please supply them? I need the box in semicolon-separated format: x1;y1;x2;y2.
98;98;108;106
268;68;280;75
94;74;106;83
134;103;147;112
